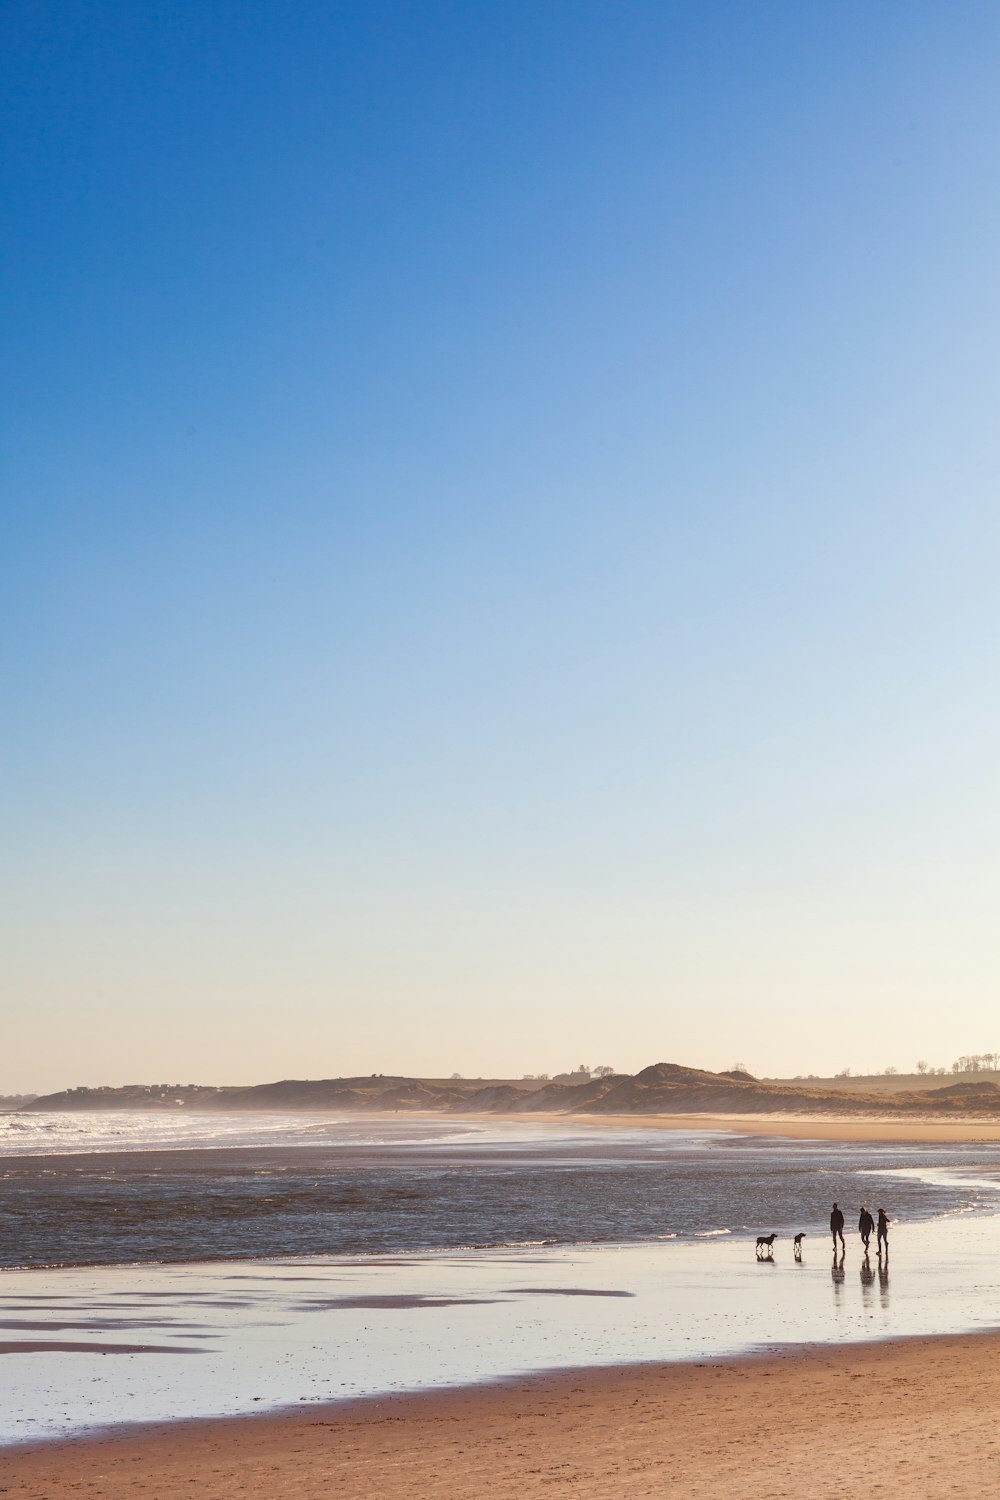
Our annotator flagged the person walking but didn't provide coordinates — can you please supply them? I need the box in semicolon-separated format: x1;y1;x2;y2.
877;1207;890;1255
830;1202;845;1250
858;1205;875;1250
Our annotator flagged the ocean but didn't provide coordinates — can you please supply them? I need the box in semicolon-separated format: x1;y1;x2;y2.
2;1110;998;1268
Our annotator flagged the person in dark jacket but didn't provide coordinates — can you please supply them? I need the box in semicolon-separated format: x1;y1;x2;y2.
858;1206;875;1249
877;1207;890;1255
830;1202;845;1249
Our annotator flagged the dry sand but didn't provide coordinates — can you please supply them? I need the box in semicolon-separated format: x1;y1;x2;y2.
4;1334;1000;1498
501;1109;1000;1144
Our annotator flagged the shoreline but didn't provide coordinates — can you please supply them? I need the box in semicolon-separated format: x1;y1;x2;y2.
3;1213;1000;1451
4;1118;1000;1471
8;1107;1000;1161
4;1332;1000;1495
440;1107;1000;1144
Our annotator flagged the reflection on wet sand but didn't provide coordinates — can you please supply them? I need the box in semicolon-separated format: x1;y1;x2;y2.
0;1217;995;1447
830;1247;890;1314
831;1249;845;1302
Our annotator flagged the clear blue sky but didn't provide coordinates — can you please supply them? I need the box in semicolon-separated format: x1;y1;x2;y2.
4;1;999;1091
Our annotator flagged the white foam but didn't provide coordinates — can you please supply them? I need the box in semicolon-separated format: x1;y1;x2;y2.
0;1110;472;1157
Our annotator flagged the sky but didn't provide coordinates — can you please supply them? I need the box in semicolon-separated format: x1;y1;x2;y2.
3;1;1000;1093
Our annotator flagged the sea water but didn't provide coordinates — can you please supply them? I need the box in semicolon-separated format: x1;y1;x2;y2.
2;1112;1000;1445
2;1111;999;1267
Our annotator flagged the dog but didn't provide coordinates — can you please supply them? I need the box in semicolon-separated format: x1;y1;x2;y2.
793;1232;806;1260
755;1233;777;1256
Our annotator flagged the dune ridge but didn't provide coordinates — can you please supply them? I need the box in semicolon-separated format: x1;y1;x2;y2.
22;1061;1000;1119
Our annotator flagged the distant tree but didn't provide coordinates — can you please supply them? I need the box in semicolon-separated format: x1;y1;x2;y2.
951;1055;993;1073
577;1064;591;1076
835;1067;852;1078
916;1060;928;1074
451;1072;463;1080
594;1065;615;1078
731;1062;748;1074
884;1066;898;1076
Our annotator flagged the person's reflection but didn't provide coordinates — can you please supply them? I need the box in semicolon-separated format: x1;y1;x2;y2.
831;1247;845;1304
878;1248;890;1309
860;1251;875;1308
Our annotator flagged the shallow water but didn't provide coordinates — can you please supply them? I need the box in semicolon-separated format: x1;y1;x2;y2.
3;1115;1000;1445
3;1113;1000;1267
2;1216;1000;1446
0;1109;480;1158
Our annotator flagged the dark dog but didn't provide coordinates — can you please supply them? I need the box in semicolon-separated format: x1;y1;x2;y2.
793;1232;806;1259
755;1233;777;1256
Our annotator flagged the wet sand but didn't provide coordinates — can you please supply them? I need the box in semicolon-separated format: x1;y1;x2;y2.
4;1214;1000;1447
4;1113;1000;1487
4;1333;1000;1498
0;1341;200;1356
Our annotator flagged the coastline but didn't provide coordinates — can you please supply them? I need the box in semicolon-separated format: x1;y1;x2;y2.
4;1112;1000;1472
4;1210;1000;1450
478;1108;1000;1144
10;1104;1000;1151
5;1332;1000;1497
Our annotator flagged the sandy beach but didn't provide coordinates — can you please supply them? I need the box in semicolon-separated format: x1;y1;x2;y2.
4;1333;999;1498
4;1111;999;1492
507;1110;1000;1145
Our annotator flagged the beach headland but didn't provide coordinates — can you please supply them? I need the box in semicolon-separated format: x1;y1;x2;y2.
4;1333;1000;1498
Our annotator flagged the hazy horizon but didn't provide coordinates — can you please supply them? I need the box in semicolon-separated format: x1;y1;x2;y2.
9;1053;1000;1101
4;3;999;1096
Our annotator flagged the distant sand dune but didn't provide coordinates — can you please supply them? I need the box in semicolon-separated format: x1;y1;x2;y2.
22;1060;1000;1123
